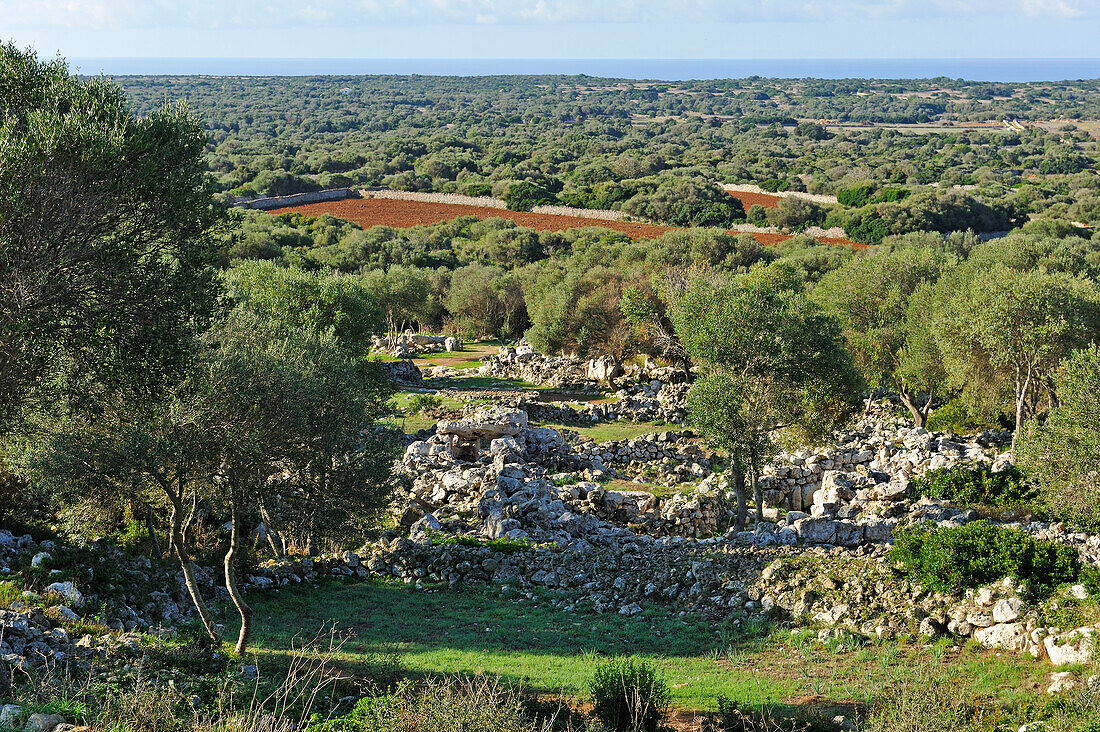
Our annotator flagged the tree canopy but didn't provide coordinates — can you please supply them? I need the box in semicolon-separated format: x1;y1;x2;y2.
0;42;222;431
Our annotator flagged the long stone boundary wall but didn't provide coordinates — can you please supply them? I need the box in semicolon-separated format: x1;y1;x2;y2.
723;183;840;205
234;188;356;210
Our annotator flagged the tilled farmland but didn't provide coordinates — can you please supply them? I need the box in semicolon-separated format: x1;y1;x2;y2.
267;196;861;247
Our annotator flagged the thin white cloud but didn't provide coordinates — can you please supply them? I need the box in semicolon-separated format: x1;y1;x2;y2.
1020;0;1084;17
2;0;1096;28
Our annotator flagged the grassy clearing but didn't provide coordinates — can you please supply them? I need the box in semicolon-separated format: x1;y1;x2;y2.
540;421;686;444
432;375;542;390
372;340;504;368
241;579;1057;715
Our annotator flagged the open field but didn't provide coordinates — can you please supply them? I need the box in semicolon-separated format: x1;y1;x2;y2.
268;197;676;239
726;190;783;209
266;197;861;247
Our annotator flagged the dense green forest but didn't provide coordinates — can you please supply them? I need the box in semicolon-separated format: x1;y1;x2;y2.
7;43;1100;732
112;74;1100;235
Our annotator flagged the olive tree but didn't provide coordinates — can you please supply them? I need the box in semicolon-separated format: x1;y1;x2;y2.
359;265;442;338
813;247;953;426
1017;345;1100;529
200;311;399;653
929;265;1100;448
0;43;221;432
525;259;641;388
224;261;384;358
670;264;864;529
19;379;225;642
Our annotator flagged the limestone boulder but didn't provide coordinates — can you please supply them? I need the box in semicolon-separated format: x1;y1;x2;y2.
1045;626;1098;666
974;622;1028;651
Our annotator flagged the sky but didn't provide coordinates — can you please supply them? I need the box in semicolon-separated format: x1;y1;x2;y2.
4;0;1100;60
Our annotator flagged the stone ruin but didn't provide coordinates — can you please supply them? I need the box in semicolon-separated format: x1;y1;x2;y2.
373;331;459;358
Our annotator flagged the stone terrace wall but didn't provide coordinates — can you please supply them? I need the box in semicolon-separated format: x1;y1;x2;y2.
234;188;355;210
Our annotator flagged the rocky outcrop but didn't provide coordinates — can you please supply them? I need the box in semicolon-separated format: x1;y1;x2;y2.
760;408;1010;512
380;359;424;385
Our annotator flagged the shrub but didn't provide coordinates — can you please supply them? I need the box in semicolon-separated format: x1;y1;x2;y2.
307;676;555;732
837;184;877;208
746;204;768;226
142;622;228;676
871;187;910;204
706;696;826;732
844;211;889;245
907;463;1035;510
889;521;1079;596
926;397;989;434
463;183;493;197
862;667;986;732
429;532;536;554
1017;345;1100;531
589;657;670;732
407;393;443;415
504;181;557;211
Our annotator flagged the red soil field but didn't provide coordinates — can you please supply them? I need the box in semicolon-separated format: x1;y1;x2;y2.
267;197;860;248
727;190;783;209
269;198;675;239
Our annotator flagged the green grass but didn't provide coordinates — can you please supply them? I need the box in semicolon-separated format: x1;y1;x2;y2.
372;339;503;368
541;421;687;443
240;579;1056;714
433;375;542;390
245;579;789;711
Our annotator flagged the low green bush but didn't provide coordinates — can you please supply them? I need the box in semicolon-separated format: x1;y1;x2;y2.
589;656;670;732
306;677;551;732
889;521;1079;596
407;393;443;415
862;669;986;732
837;183;877;208
907;462;1035;510
428;532;536;554
504;181;557;211
706;696;828;732
926;397;989;434
141;623;228;676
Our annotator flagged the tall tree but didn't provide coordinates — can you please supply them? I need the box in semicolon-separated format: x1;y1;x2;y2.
19;380;225;642
201;311;398;654
1017;345;1100;530
525;259;641;388
670;264;864;529
224;261;384;359
930;265;1100;448
0;44;221;432
813;247;953;426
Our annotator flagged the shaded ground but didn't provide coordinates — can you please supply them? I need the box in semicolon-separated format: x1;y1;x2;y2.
242;579;1055;716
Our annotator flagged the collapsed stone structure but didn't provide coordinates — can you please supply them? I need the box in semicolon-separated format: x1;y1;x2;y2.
478;343;686;393
373;331;459;359
3;344;1099;695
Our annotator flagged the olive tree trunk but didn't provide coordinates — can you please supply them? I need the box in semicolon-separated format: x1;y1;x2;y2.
224;502;253;656
1013;363;1034;453
752;469;764;525
161;480;221;643
897;382;933;429
145;505;162;560
731;463;748;533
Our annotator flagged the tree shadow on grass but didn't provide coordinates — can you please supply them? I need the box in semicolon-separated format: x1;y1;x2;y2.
236;577;786;708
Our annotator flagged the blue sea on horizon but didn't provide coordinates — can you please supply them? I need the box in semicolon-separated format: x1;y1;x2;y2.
69;57;1100;82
